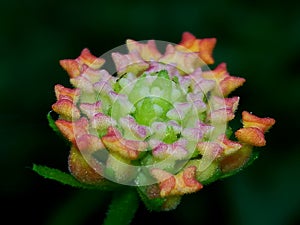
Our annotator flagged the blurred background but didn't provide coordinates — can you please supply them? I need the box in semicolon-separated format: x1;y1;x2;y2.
1;0;299;224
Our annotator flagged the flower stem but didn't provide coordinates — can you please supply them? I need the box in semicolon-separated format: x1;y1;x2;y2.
103;188;139;225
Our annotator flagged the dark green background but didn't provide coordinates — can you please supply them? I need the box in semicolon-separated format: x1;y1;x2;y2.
1;0;299;224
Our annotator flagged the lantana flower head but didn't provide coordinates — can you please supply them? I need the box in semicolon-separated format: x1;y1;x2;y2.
50;32;275;211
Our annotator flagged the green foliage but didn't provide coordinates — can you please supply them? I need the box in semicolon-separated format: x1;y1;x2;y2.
47;111;70;145
47;111;60;134
32;164;115;191
103;188;139;225
225;126;233;138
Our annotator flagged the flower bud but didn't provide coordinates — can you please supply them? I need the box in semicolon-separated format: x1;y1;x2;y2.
50;32;275;211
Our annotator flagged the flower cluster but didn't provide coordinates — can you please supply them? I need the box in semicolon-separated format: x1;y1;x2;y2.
51;32;275;211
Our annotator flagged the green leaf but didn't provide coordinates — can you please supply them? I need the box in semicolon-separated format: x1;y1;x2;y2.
47;111;71;146
225;126;233;138
32;164;116;191
47;111;60;134
103;188;139;225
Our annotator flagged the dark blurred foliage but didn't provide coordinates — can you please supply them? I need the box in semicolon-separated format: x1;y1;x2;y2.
1;0;299;224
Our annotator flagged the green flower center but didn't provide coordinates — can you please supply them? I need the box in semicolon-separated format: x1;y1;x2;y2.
113;70;185;127
132;96;173;126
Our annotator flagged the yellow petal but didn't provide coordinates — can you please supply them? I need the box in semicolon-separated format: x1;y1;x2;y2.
101;126;147;160
52;99;80;121
151;166;202;197
177;32;216;65
242;111;275;132
59;48;105;78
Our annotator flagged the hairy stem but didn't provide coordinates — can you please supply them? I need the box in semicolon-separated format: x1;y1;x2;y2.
103;188;139;225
